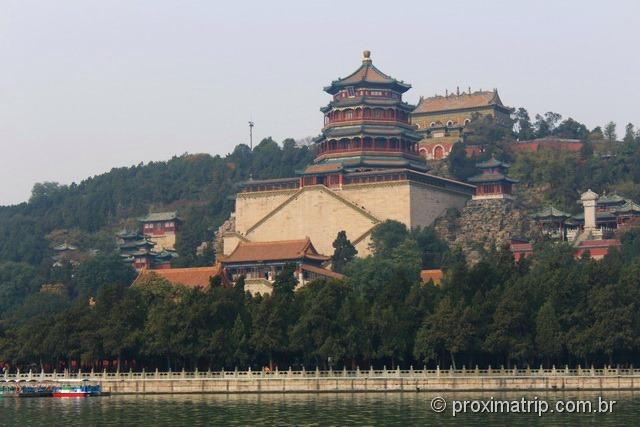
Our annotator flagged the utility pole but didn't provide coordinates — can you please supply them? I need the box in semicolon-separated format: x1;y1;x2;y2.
248;120;254;150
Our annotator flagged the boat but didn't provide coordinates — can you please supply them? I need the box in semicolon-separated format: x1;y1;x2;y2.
52;382;103;398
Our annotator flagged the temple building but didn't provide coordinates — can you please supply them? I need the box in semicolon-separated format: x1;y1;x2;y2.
52;243;80;267
467;157;518;200
222;51;475;260
117;230;177;271
530;206;572;240
139;211;181;251
411;89;513;159
532;192;640;242
219;238;343;295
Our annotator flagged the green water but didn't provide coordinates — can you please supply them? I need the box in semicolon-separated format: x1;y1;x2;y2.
1;391;639;426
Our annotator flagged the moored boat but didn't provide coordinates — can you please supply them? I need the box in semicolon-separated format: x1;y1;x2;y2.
52;385;89;398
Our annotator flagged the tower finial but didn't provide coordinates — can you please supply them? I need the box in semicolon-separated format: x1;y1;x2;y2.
362;50;371;63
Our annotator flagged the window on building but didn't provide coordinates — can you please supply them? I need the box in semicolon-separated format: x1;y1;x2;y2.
345;110;353;120
370;90;382;96
165;222;173;227
346;86;355;97
447;120;453;127
430;122;436;127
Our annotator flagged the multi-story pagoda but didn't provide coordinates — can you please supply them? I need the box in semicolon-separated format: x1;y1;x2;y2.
300;50;425;185
225;51;474;257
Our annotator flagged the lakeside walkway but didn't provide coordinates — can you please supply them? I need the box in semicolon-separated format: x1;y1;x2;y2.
4;366;640;394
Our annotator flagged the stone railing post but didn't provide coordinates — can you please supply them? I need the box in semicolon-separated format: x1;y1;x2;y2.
383;365;387;378
590;365;595;376
181;368;186;379
343;366;347;377
409;365;414;377
488;365;492;376
289;367;293;378
436;365;440;377
369;366;374;378
356;366;361;378
475;365;480;376
513;365;517;376
396;366;400;377
315;367;320;378
552;365;556;376
449;366;453;377
462;365;466;376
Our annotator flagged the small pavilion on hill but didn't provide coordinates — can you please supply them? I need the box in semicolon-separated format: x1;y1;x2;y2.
467;157;518;200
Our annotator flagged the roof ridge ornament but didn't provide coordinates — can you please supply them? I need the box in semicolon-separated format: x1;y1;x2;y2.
362;50;371;63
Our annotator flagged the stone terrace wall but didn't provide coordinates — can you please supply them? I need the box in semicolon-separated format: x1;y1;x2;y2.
435;199;531;264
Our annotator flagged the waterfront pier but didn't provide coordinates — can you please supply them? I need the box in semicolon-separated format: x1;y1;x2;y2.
4;366;640;395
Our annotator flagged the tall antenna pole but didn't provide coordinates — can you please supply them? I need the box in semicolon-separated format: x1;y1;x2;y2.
248;120;254;150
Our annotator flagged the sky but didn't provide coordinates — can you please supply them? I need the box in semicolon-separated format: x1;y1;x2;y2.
1;0;639;205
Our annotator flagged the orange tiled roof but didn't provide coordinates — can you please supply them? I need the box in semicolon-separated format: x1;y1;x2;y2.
220;238;330;264
413;91;503;114
420;269;443;284
135;265;221;289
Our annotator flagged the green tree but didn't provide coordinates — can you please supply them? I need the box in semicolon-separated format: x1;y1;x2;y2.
369;220;408;257
535;301;563;365
514;108;535;140
331;231;357;274
604;121;617;143
623;123;636;144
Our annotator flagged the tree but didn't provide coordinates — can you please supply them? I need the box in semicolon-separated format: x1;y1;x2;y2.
369;220;408;258
553;118;589;140
535;301;563;365
623;123;636;144
73;253;137;298
331;231;357;274
534;112;562;138
604;121;617;143
448;142;477;180
514;108;535;140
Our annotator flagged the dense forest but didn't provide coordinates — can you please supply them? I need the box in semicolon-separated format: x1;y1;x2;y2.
1;108;640;371
2;222;640;371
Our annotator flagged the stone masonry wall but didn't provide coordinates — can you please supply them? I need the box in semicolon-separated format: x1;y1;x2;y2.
435;199;531;264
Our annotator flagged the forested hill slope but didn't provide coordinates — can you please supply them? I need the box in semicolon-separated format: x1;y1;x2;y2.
0;138;315;267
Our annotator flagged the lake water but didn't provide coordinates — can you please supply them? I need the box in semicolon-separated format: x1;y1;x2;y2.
1;391;639;426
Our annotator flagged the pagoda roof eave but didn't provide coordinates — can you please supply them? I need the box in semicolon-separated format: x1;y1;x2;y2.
324;80;411;95
320;97;415;112
320;125;421;140
467;173;519;184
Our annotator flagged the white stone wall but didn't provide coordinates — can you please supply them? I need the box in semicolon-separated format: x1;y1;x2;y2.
235;190;298;234
226;180;470;258
243;186;379;256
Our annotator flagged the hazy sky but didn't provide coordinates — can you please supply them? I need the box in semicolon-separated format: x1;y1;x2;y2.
1;0;639;205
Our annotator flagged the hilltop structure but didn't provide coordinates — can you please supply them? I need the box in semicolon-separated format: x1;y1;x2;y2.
531;192;640;242
139;211;181;251
467;157;518;200
117;230;177;270
411;89;513;159
220;51;475;291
